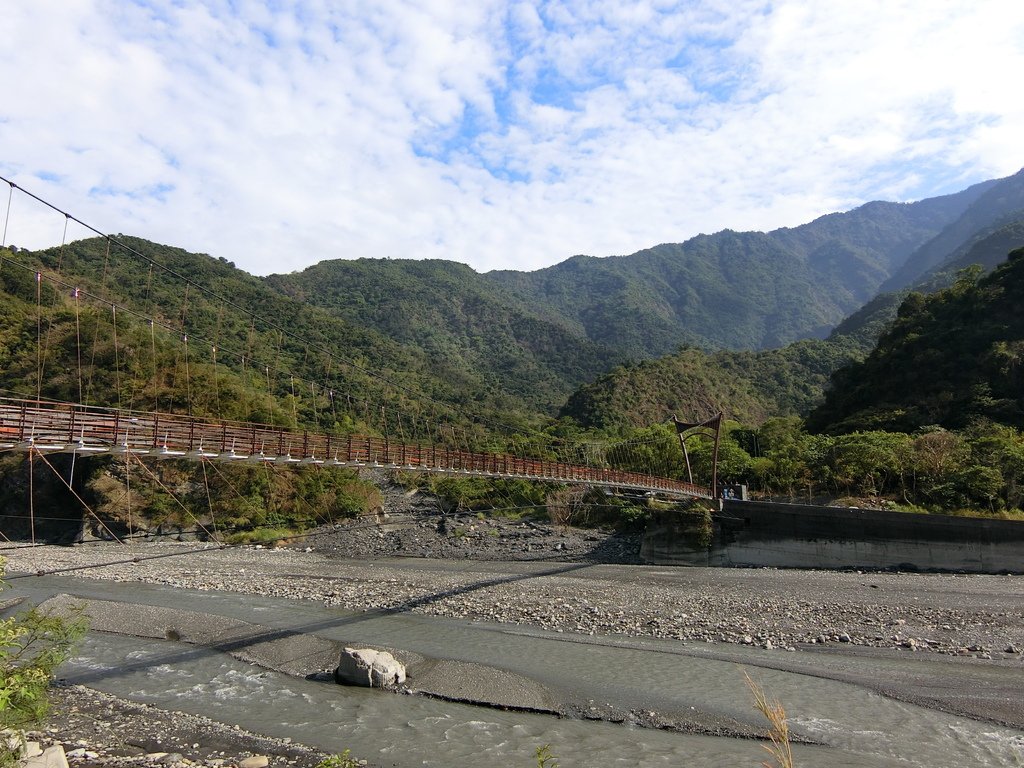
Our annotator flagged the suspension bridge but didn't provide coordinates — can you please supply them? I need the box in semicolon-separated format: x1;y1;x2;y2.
0;397;708;498
0;175;716;548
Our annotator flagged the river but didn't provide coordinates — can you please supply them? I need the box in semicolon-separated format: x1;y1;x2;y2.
7;572;1024;767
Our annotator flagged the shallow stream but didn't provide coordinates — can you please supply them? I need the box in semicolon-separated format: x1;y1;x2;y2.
8;574;1024;767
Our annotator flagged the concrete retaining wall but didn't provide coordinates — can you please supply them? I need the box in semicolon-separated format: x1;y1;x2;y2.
641;500;1024;573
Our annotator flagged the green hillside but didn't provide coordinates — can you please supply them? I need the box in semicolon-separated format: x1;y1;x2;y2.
0;245;390;541
259;176;997;374
488;184;990;356
265;258;619;412
559;336;865;432
0;238;541;434
808;248;1024;434
920;218;1024;290
882;168;1024;291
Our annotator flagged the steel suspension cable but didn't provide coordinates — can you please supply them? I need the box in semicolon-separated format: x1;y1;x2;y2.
1;182;12;248
112;304;122;410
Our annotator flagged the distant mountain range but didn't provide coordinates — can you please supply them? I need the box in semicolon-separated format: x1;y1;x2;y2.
808;246;1024;433
273;172;1021;361
267;167;1024;426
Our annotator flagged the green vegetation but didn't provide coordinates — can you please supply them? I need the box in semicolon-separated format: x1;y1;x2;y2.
490;177;999;357
73;458;381;542
312;751;361;768
266;258;619;413
534;744;559;768
561;338;866;432
0;560;87;767
420;476;550;515
810;250;1024;434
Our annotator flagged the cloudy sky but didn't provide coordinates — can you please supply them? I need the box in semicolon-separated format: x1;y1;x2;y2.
2;0;1022;275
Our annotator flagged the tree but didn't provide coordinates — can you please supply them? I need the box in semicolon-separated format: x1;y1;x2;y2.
0;559;87;766
827;431;913;497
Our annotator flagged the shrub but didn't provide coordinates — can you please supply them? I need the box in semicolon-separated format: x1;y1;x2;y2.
313;751;361;768
0;558;87;767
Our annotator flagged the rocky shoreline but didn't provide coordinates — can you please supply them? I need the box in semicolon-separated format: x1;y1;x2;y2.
21;684;339;768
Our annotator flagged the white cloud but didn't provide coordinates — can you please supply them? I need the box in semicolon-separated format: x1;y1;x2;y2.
1;0;1022;276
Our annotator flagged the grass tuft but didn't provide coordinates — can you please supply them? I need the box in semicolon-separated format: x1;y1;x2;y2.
744;671;795;768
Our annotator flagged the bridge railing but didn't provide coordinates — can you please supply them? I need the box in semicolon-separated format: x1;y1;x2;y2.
0;397;710;498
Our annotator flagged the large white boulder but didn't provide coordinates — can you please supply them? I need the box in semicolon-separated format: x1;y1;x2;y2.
335;647;406;688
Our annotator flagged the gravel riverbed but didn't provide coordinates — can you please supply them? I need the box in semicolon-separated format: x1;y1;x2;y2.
5;534;1023;659
23;684;335;768
3;508;1023;767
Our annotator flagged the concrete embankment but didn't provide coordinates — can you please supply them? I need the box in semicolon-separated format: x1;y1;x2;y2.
642;501;1024;573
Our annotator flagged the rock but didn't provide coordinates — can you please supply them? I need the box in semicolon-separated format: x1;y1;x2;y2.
65;748;87;758
838;632;851;643
23;746;70;768
238;757;269;768
1006;644;1019;654
335;647;406;688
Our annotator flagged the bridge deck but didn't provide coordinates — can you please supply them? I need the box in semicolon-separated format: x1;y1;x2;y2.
0;397;710;499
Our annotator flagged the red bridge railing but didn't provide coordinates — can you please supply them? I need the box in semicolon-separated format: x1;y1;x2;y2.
0;397;711;499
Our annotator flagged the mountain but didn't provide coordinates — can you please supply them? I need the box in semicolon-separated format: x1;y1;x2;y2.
0;238;545;432
486;181;991;356
264;175;999;373
919;218;1024;290
820;216;1024;349
808;247;1024;434
264;258;618;412
559;335;866;431
256;172;1015;429
6;169;1018;438
881;169;1024;291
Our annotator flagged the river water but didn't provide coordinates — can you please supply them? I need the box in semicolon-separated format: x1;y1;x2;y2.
9;574;1024;768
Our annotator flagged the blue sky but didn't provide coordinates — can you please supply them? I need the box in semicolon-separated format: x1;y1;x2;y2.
2;1;1022;274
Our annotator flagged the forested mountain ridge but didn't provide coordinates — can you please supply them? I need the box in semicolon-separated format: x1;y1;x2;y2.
815;216;1024;351
882;168;1024;291
264;258;620;412
558;336;866;431
265;175;1006;370
232;170;1018;437
557;222;1024;436
6;170;1020;436
0;238;543;427
809;247;1024;434
487;178;996;356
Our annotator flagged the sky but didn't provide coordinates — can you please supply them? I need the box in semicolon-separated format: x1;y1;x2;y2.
2;0;1023;276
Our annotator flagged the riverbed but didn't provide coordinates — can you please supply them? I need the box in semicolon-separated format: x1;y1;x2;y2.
2;543;1023;767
